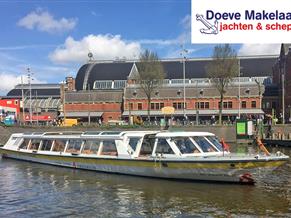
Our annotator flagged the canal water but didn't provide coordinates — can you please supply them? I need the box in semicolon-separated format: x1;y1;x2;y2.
0;146;290;217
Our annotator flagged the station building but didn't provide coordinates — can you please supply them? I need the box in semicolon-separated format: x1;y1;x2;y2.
5;47;289;124
64;55;276;123
2;83;63;123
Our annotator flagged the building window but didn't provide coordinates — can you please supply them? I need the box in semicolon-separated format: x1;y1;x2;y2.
251;101;256;108
196;102;209;109
137;103;143;110
129;103;134;110
272;101;277;109
205;102;209;109
173;102;183;110
228;102;233;109
223;101;233;109
155;103;159;110
151;102;164;110
266;102;270;109
93;80;113;89
241;101;247;109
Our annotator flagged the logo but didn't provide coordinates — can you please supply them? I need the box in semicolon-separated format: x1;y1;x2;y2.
191;0;291;43
196;14;218;34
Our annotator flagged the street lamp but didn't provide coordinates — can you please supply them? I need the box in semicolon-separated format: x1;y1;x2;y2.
21;76;25;124
282;61;286;124
180;45;188;120
87;83;91;125
238;59;241;120
27;68;33;124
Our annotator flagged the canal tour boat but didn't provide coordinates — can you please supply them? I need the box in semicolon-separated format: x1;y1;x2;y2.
0;131;289;184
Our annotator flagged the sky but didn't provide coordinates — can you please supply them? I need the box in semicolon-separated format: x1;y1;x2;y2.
0;0;282;95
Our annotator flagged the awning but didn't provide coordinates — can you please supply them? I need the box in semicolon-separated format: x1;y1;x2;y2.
64;111;103;118
122;109;264;116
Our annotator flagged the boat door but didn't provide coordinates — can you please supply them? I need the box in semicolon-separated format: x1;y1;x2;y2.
137;134;156;158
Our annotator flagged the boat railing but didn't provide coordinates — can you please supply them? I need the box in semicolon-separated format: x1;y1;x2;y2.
43;131;83;136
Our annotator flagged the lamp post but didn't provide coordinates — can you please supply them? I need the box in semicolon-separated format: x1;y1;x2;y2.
180;46;188;120
282;61;285;124
21;76;25;124
27;68;33;124
238;59;241;120
87;84;91;125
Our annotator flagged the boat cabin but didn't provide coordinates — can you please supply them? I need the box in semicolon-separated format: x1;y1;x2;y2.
5;131;226;159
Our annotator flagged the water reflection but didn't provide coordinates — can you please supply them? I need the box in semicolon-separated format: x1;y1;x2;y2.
0;147;290;217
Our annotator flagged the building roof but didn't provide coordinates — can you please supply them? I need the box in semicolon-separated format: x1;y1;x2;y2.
65;90;123;103
125;83;262;99
75;56;277;91
6;83;61;98
75;62;133;91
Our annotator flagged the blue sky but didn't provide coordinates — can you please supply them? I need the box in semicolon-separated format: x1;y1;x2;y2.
0;0;280;95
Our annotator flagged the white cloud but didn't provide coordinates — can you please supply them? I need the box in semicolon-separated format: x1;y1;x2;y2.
137;14;191;47
50;34;142;64
18;9;77;33
0;72;45;95
239;44;281;56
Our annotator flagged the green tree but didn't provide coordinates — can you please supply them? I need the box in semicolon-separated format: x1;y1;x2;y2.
136;49;165;121
206;44;238;125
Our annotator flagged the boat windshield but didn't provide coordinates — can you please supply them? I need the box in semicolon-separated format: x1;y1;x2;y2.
128;137;140;152
205;136;223;151
172;137;200;154
192;136;218;152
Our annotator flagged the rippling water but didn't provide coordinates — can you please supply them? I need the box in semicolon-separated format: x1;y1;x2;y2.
0;146;290;217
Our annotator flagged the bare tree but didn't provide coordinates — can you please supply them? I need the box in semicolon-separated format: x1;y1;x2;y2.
136;49;165;121
206;44;238;125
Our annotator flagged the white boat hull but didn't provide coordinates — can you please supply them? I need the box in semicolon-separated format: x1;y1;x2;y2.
1;149;286;184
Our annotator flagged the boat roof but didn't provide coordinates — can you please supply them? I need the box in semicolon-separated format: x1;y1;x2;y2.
156;132;215;137
11;131;216;139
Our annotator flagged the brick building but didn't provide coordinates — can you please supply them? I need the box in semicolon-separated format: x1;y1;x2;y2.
272;43;291;122
65;56;276;124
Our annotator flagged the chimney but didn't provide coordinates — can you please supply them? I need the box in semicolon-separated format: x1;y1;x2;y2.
66;76;75;91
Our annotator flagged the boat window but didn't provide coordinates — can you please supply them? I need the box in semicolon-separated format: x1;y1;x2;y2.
206;136;223;151
29;139;41;150
101;140;118;156
66;140;83;153
19;139;30;149
173;137;200;154
52;139;67;152
83;131;101;135
13;137;22;146
155;138;174;154
82;140;100;154
41;140;54;151
192;136;217;152
128;137;140;151
101;131;121;135
139;134;156;156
